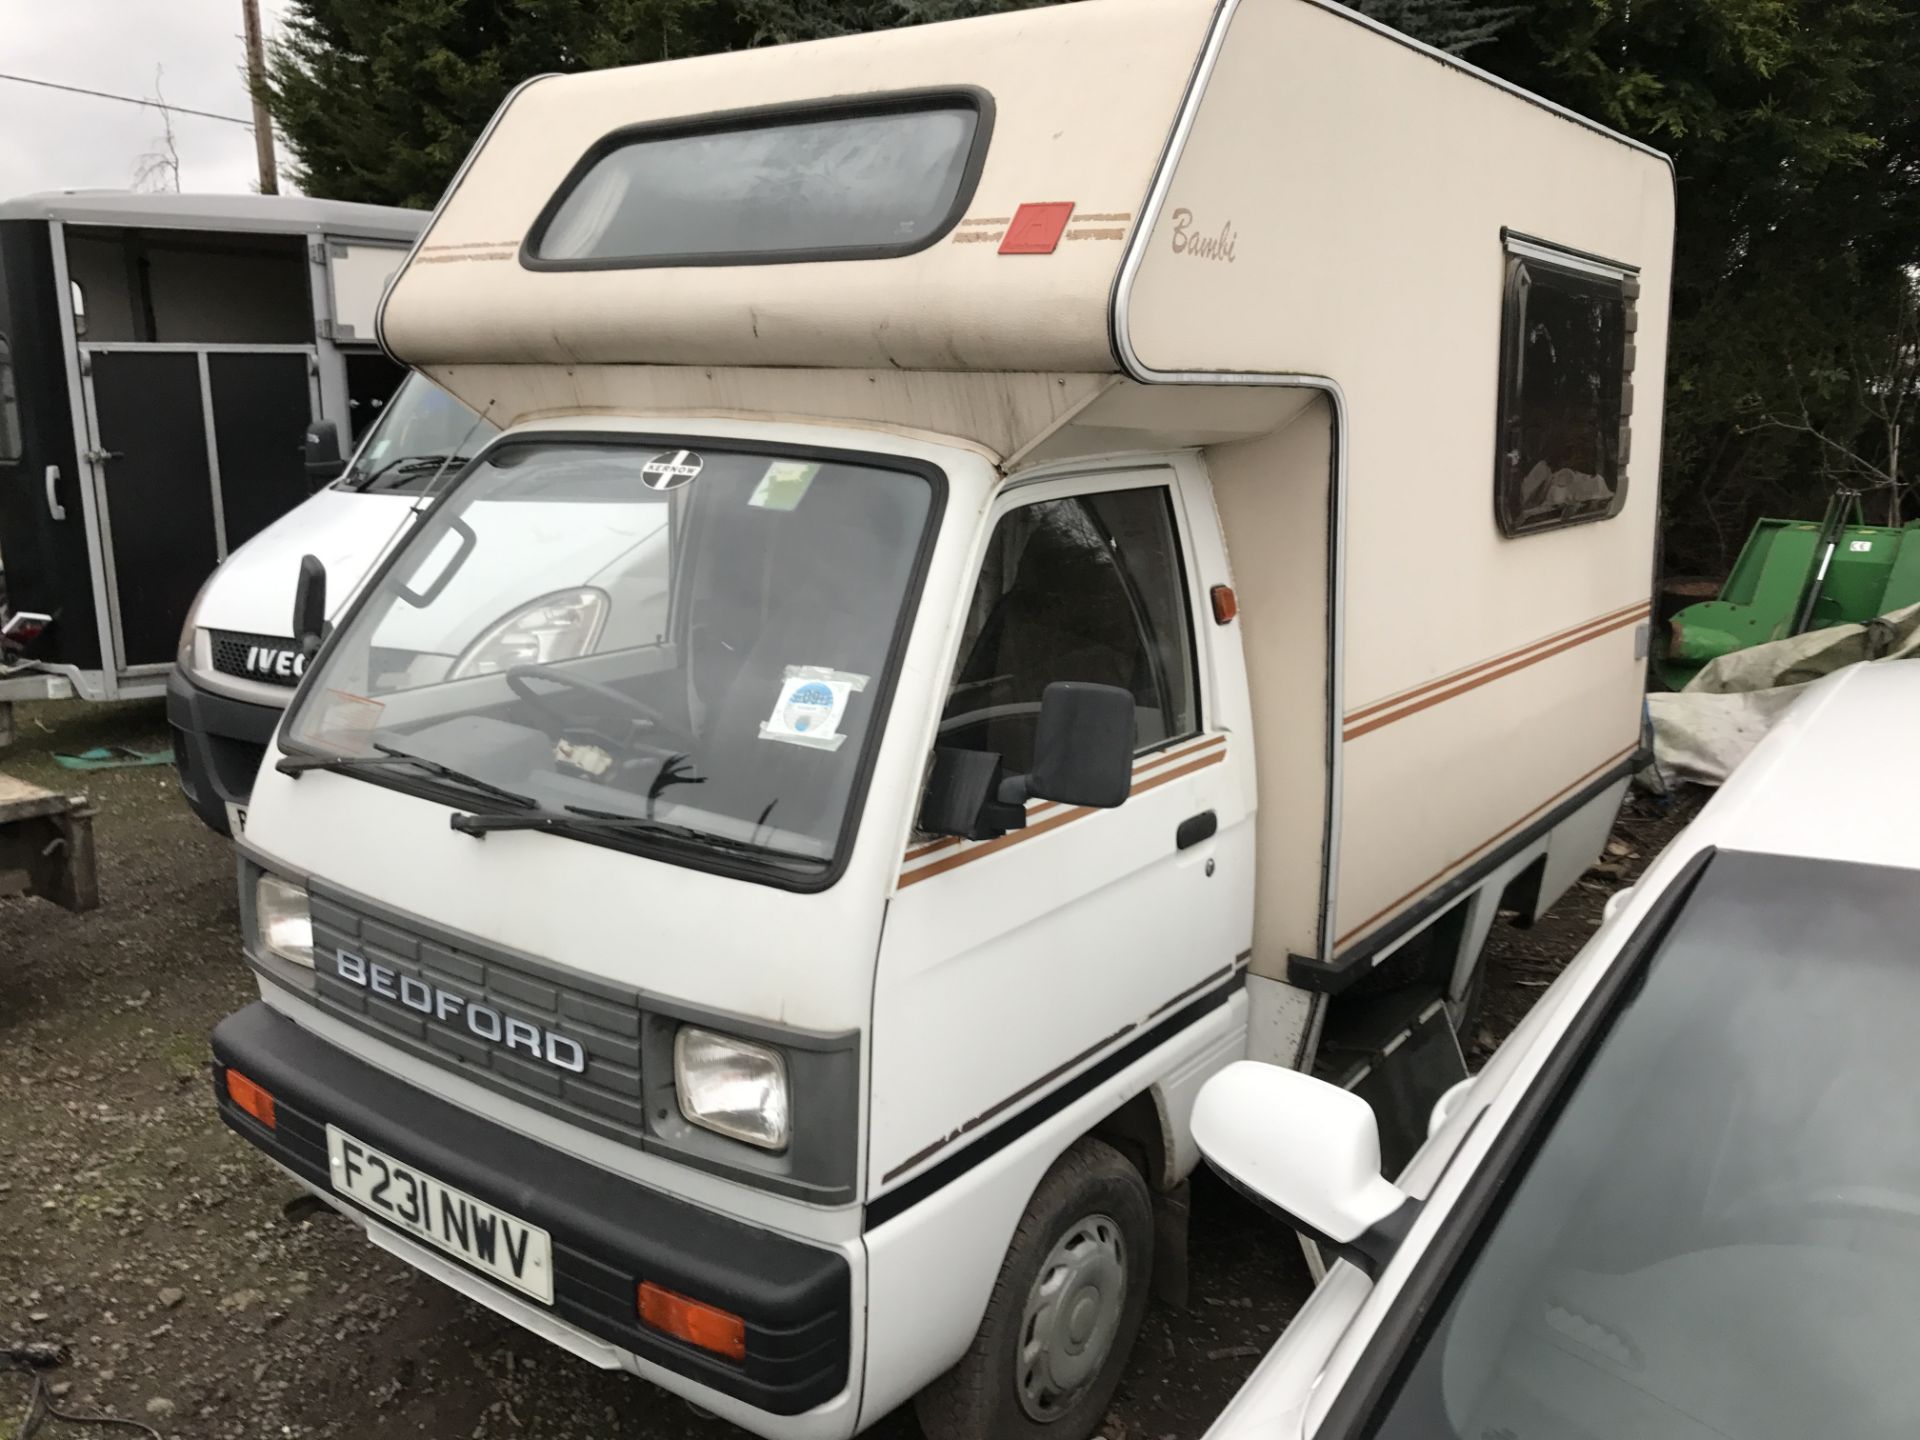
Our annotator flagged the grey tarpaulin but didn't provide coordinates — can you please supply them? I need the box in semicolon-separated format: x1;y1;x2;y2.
1646;602;1920;788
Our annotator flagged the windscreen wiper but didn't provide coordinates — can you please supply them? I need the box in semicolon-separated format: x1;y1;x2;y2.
350;454;473;492
451;802;815;866
277;742;538;811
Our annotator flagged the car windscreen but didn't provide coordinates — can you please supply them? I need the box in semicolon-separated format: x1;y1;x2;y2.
337;372;500;495
1365;848;1920;1440
284;438;937;880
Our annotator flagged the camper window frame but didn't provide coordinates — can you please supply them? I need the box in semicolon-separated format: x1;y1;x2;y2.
1492;231;1638;538
519;86;996;272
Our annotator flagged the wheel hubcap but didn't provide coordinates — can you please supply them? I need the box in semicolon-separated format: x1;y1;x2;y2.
1016;1213;1128;1423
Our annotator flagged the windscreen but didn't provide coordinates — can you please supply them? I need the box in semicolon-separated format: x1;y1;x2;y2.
1368;848;1920;1440
284;438;936;876
530;99;983;266
337;373;500;496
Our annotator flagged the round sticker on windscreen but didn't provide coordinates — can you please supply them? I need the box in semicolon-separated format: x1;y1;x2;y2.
640;449;703;491
782;681;836;735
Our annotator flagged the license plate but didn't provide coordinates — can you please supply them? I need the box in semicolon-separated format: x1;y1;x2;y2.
224;801;247;834
324;1126;553;1304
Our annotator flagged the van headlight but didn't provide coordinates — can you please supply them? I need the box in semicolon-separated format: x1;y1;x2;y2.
177;574;212;670
674;1028;790;1151
449;587;608;679
256;874;314;969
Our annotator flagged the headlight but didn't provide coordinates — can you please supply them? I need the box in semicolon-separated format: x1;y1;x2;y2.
256;874;314;968
177;574;213;669
449;587;608;679
674;1027;790;1151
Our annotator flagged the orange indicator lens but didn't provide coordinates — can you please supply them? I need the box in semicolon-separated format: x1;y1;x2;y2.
637;1281;746;1362
225;1068;277;1130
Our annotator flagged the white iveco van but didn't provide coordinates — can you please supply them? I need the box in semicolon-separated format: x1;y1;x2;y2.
207;2;1675;1438
169;373;498;834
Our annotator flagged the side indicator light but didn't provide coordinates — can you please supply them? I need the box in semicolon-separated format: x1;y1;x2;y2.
225;1068;277;1130
1211;584;1239;625
638;1281;747;1362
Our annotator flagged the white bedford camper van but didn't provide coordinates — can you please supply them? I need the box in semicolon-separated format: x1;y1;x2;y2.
169;372;499;835
208;3;1674;1438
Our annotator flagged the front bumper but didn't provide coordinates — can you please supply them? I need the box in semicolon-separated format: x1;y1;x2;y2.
211;1002;852;1416
166;667;283;835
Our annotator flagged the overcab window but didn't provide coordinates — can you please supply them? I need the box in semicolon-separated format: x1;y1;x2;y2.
1494;235;1637;536
526;91;991;269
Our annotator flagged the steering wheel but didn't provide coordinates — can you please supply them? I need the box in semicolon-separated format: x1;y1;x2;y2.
506;663;670;731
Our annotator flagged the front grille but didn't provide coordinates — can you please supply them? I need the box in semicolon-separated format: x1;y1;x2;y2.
306;886;648;1140
210;630;306;687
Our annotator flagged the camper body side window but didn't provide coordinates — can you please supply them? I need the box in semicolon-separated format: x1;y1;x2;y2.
1494;238;1637;536
939;486;1198;775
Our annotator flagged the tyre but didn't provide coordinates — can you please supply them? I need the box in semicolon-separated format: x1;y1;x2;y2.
914;1137;1154;1440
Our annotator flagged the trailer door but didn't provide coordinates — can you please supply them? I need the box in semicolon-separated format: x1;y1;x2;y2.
0;220;101;672
79;345;318;669
81;351;220;668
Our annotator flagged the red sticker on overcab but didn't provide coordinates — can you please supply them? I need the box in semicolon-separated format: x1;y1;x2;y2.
999;203;1076;255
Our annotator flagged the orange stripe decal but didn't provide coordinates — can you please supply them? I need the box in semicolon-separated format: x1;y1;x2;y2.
1344;604;1649;741
1334;741;1639;949
1343;599;1650;726
897;746;1227;889
900;735;1225;863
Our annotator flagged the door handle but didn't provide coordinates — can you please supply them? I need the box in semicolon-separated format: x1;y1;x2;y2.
44;465;67;522
1176;810;1217;850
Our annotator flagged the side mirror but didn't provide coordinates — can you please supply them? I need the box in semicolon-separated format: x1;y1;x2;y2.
1192;1061;1416;1277
304;420;346;485
918;747;1024;841
1001;681;1134;809
293;554;328;659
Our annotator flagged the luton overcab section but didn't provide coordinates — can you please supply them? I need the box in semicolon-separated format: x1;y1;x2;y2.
206;3;1674;1438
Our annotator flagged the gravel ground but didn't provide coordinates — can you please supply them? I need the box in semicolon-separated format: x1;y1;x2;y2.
0;698;1693;1439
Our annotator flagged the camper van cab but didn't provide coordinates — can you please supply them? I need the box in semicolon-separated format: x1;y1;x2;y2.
169;372;499;835
208;3;1674;1438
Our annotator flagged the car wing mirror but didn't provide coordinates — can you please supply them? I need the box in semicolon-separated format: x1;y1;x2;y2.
305;420;346;485
916;682;1135;842
1192;1061;1417;1278
293;554;329;660
918;748;1024;841
1001;681;1134;808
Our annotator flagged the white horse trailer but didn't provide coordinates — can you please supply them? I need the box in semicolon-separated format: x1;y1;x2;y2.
209;3;1673;1438
0;192;422;719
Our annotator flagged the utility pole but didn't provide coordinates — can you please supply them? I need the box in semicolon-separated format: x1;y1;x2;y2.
241;0;279;194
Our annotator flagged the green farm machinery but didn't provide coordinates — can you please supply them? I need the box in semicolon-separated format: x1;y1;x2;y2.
1659;492;1920;690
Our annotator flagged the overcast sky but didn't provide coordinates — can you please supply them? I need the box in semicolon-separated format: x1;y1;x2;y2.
0;0;299;200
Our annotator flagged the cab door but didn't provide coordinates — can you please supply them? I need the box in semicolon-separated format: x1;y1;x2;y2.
869;462;1252;1200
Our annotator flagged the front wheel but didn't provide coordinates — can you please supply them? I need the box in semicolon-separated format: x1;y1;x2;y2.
915;1138;1154;1440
